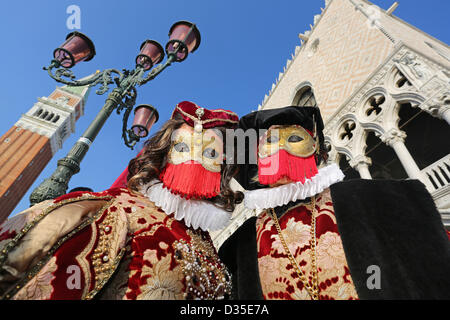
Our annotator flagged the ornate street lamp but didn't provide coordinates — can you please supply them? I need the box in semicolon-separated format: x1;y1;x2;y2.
130;104;159;138
136;40;165;70
30;21;201;206
53;31;96;68
166;21;201;62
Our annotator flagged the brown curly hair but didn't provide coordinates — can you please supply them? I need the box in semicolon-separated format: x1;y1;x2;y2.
127;114;243;212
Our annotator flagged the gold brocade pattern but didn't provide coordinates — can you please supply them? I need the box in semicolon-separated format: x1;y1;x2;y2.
93;191;231;300
256;188;358;300
12;257;58;300
1;189;231;300
134;248;185;300
1;195;114;300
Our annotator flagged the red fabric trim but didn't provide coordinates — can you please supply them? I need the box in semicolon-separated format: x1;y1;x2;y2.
0;229;16;242
53;191;93;203
258;150;318;185
49;223;92;299
53;187;130;204
110;166;130;189
171;101;238;129
110;149;146;189
160;162;221;199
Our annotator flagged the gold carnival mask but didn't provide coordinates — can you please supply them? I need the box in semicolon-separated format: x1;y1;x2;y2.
258;125;317;159
168;126;223;173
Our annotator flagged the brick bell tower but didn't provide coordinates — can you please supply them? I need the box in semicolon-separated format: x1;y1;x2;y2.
0;84;91;222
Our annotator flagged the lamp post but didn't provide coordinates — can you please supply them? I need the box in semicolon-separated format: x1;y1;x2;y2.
29;21;201;206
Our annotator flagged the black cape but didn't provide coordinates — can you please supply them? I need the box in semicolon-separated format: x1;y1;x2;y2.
219;179;450;300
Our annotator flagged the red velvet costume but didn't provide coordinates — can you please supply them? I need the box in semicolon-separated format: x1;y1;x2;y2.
0;101;239;300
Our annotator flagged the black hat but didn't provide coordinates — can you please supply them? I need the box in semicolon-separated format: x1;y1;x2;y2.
236;106;325;190
239;106;324;143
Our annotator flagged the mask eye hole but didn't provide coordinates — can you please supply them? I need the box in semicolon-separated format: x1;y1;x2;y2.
203;148;218;159
288;135;304;143
266;135;279;144
174;142;190;152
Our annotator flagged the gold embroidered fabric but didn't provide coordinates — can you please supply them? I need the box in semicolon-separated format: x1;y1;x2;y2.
256;188;358;300
2;200;107;280
0;189;231;300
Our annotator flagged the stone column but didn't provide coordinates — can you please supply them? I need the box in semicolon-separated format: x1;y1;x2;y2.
350;155;372;179
438;107;450;125
428;93;450;125
381;129;432;190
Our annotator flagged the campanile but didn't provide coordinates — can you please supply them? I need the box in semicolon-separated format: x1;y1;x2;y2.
0;84;90;221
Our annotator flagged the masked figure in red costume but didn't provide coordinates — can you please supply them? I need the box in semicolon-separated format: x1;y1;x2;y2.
219;106;450;300
0;101;243;300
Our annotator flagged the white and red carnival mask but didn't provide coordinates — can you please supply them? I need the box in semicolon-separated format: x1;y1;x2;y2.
160;125;224;199
160;101;238;199
110;101;239;200
258;125;319;185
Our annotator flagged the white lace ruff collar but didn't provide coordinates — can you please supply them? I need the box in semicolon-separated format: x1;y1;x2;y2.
140;182;231;232
244;163;345;210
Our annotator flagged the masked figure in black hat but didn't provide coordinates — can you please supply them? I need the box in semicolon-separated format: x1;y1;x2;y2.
219;106;450;300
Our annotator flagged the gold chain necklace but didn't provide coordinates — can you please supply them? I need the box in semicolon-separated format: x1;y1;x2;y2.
270;196;319;300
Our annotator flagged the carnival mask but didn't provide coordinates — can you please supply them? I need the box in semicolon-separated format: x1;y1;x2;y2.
258;125;316;159
160;125;224;199
168;126;223;172
258;125;319;185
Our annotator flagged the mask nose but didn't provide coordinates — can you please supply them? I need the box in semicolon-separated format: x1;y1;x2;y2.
190;144;203;162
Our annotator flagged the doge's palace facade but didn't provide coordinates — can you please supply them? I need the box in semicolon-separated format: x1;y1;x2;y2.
212;0;450;248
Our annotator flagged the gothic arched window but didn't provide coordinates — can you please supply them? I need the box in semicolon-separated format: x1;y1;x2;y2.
293;86;317;107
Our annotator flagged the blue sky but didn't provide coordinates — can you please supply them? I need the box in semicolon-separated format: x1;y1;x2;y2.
1;0;449;215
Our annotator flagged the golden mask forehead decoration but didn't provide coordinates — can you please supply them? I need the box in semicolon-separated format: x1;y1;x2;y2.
168;127;223;173
194;107;205;133
258;125;318;159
